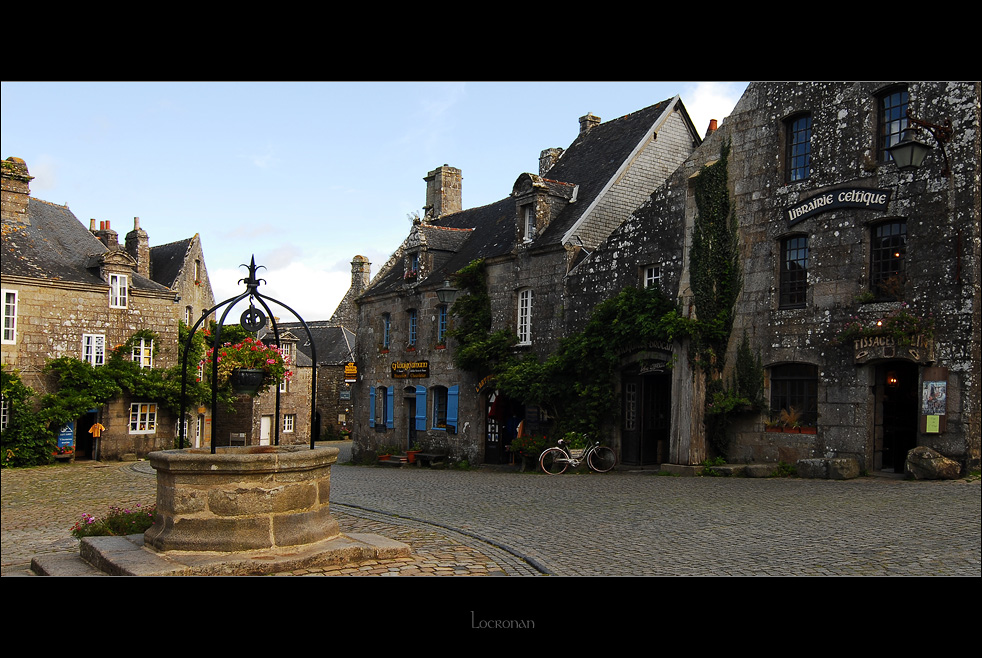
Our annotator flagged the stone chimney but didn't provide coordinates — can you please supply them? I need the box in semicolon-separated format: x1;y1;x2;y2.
1;157;34;225
423;165;462;221
350;255;371;293
579;113;601;135
91;220;120;249
539;148;564;175
329;255;372;329
125;217;150;278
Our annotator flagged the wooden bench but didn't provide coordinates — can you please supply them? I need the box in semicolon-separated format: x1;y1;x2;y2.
414;451;449;467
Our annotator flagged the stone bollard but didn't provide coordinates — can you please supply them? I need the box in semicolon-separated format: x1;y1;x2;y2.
144;445;340;553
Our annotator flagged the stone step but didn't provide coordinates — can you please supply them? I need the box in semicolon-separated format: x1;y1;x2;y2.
30;531;411;576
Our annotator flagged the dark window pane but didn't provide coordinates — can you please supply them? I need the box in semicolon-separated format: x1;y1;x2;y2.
780;235;809;307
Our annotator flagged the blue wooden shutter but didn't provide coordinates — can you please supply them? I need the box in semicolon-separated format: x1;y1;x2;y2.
447;385;459;431
369;387;376;427
415;385;427;431
386;386;394;429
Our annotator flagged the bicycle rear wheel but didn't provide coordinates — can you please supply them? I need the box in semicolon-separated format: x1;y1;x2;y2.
587;446;616;473
540;448;569;475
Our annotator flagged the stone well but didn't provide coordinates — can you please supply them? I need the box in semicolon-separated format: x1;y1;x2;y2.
144;445;340;553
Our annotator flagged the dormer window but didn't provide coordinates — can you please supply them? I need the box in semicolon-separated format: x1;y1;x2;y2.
524;205;536;241
109;273;128;308
405;252;420;281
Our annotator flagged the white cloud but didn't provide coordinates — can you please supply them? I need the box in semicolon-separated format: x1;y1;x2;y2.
210;260;351;324
682;82;747;137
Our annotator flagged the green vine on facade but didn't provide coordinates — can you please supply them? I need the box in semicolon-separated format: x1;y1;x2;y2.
446;259;519;375
688;140;750;455
1;324;223;468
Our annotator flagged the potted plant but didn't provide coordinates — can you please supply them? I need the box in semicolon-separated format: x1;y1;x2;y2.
406;443;422;464
764;416;783;432
779;407;802;433
206;336;290;396
53;445;74;460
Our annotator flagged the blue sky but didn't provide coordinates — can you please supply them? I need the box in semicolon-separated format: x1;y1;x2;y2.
1;81;747;321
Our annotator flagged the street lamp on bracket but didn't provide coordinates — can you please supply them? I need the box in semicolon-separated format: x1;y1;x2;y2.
887;115;954;176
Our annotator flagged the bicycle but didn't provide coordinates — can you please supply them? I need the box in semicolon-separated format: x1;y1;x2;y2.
539;438;616;475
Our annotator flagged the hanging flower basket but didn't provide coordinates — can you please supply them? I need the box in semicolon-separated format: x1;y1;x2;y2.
207;336;290;396
230;368;267;395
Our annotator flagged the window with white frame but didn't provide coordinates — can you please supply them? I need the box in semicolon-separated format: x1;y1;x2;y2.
109;274;128;308
382;313;391;349
129;402;157;433
82;334;106;366
523;204;536;241
642;265;661;289
185;306;193;325
2;289;17;344
1;396;9;431
132;338;154;368
283;414;295;432
279;378;289;393
517;288;533;345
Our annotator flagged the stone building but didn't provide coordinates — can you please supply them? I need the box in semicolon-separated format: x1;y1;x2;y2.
213;328;313;447
566;81;981;473
1;156;216;460
277;321;356;440
351;97;704;464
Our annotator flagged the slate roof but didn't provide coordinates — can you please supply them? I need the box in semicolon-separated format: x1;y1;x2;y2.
361;98;678;298
150;237;194;288
268;321;356;366
2;198;169;292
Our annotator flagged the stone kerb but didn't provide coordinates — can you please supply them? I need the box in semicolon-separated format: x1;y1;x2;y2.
144;445;340;553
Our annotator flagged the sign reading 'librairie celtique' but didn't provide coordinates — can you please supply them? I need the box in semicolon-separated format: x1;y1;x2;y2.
391;361;430;378
785;188;892;226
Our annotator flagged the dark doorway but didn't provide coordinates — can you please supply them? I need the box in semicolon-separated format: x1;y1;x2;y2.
876;361;918;473
75;411;99;460
404;387;417;451
622;371;671;466
485;390;524;465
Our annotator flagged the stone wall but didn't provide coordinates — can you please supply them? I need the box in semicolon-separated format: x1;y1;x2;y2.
565;81;981;471
2;276;182;460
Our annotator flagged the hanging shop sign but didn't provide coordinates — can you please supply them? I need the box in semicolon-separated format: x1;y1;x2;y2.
391;361;430;378
853;333;934;365
344;362;358;383
786;187;892;226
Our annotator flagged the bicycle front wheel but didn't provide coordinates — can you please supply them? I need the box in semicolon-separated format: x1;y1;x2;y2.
587;446;616;473
540;448;569;475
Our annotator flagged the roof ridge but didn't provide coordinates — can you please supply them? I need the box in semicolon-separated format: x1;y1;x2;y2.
29;196;70;209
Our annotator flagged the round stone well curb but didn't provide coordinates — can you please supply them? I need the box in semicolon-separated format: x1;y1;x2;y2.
144;445;341;553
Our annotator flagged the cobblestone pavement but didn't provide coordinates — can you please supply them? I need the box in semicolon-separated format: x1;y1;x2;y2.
2;445;979;577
